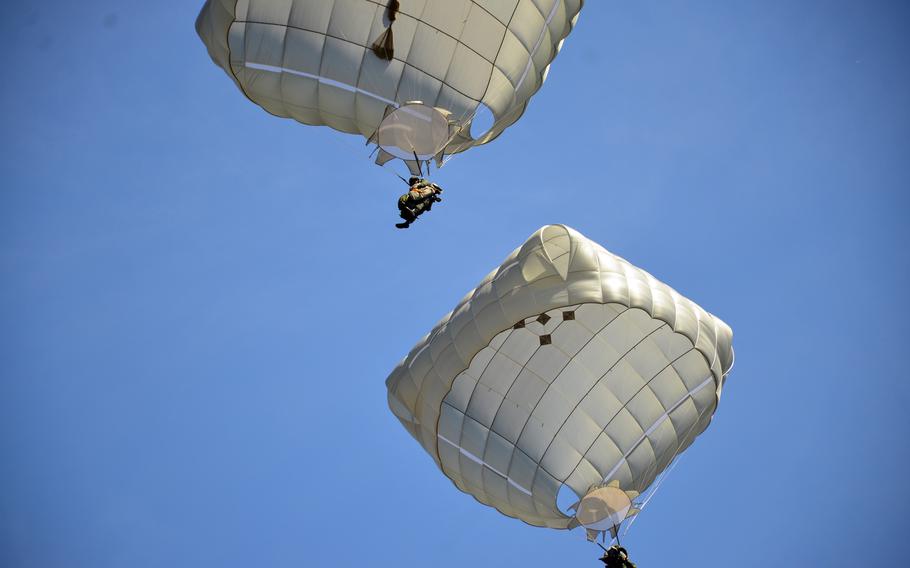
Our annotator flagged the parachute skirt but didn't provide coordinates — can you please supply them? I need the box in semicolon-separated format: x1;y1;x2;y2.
385;225;734;531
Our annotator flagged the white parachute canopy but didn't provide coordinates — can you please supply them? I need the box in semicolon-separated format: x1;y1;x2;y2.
385;225;734;535
196;0;584;173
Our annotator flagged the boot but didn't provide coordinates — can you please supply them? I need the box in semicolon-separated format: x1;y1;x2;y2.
395;221;410;229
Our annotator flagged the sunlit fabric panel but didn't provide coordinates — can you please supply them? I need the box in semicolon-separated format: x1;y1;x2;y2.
386;225;734;529
196;0;583;152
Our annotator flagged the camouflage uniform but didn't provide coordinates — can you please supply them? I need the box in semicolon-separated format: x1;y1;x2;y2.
397;179;440;226
600;546;636;568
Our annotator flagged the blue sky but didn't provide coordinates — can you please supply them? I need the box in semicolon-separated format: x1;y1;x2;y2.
1;1;908;566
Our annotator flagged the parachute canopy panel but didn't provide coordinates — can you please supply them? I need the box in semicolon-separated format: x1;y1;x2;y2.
385;225;733;530
196;0;585;165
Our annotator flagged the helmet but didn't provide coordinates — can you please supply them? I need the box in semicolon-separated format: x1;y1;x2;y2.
408;176;421;185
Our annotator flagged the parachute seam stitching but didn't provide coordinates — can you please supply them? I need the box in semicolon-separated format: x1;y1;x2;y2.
440;325;517;473
439;404;538;494
347;2;381;138
563;346;697;493
638;373;719;517
434;303;629;524
527;319;671;490
457;311;573;505
489;305;637;517
223;2;289;124
519;314;666;520
478;0;567;146
633;374;713;502
493;304;580;517
236;19;485;111
316;2;343;129
276;3;294;120
473;0;523;141
521;311;658;456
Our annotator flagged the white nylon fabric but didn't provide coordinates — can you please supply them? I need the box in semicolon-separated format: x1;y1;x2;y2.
374;103;451;159
196;0;583;157
385;226;734;529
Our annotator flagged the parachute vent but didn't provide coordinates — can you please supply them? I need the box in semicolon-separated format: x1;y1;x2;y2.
541;225;572;280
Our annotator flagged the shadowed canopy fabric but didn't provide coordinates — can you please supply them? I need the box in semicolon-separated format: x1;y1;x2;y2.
386;225;734;530
196;0;584;170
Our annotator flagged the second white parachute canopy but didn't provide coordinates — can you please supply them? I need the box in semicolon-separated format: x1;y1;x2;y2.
386;225;734;534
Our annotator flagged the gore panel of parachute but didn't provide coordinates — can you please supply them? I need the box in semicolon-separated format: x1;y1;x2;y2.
196;0;584;168
385;225;734;530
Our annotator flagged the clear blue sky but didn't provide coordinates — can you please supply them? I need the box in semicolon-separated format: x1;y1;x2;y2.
2;1;908;566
